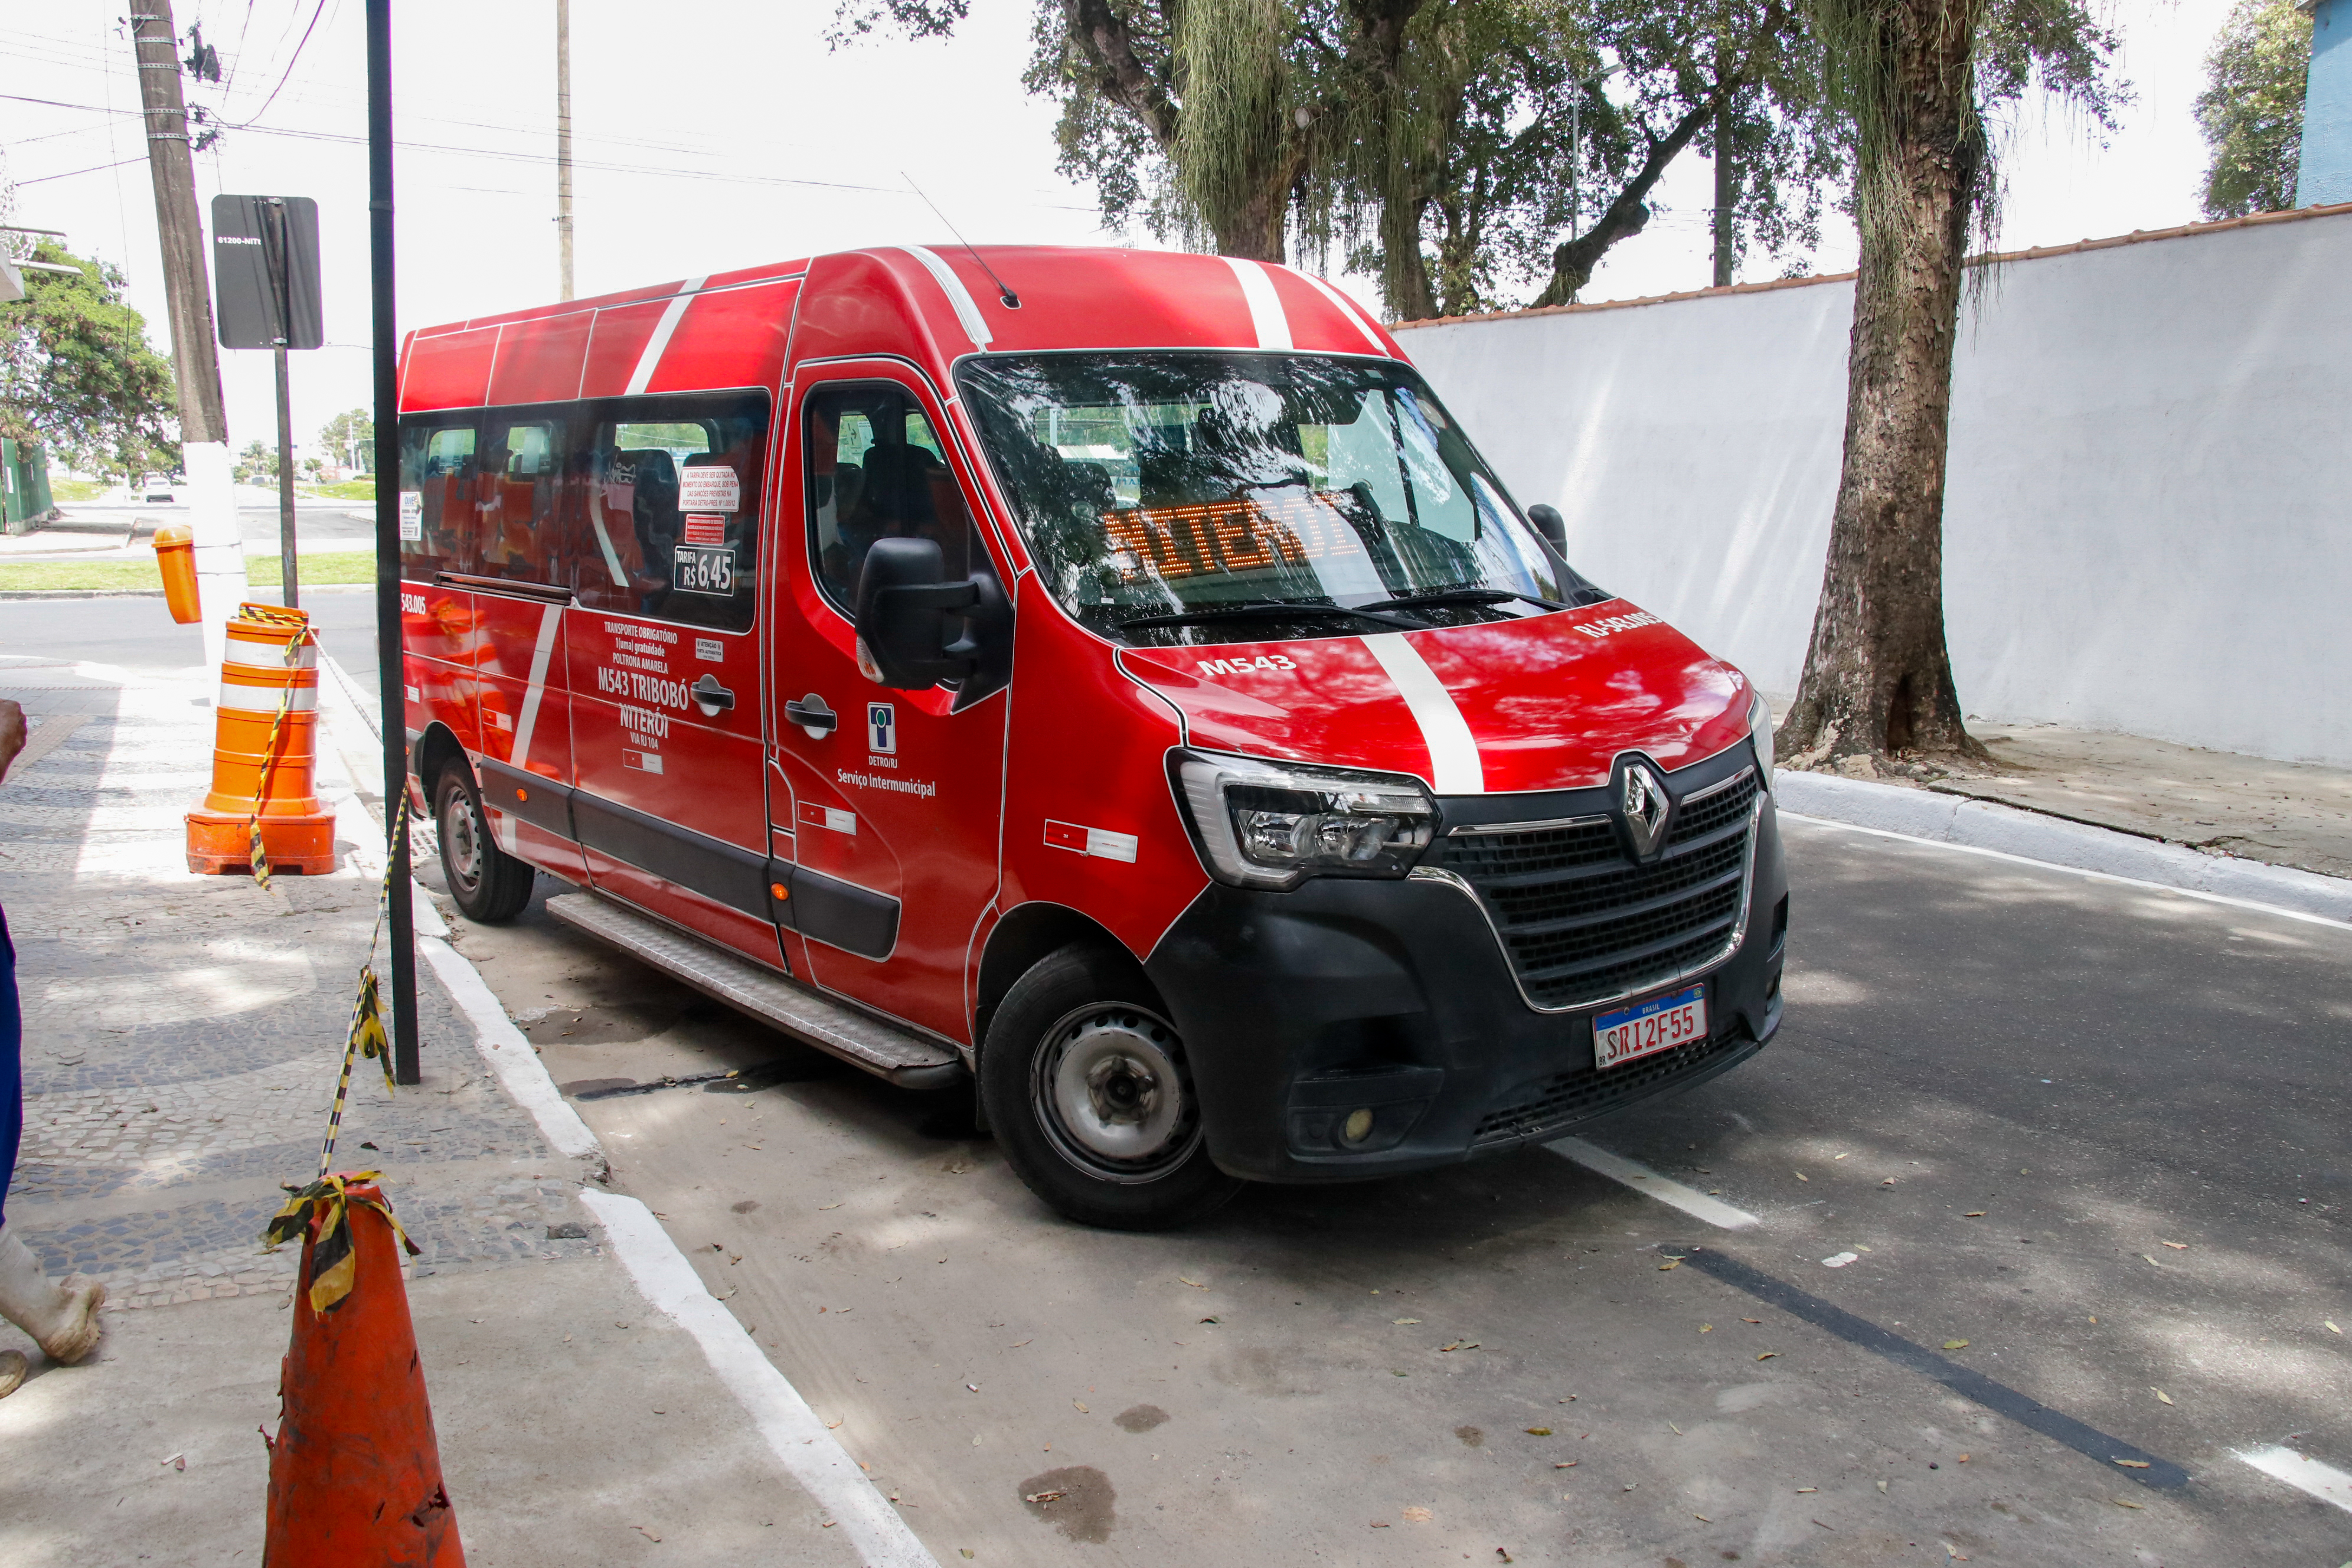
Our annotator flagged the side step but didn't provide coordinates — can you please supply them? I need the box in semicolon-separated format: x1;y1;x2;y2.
544;893;966;1090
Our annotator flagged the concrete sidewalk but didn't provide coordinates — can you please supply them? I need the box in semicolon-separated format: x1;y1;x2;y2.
0;655;874;1565
1770;705;2352;884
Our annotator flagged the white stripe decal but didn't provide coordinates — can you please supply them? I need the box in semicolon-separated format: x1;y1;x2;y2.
1224;257;1293;349
509;603;566;770
900;246;993;349
1360;632;1483;793
1297;270;1391;356
586;509;629;586
624;275;707;397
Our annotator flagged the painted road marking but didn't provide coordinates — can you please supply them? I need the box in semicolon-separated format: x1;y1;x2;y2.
1665;1243;2190;1490
2237;1445;2352;1513
1546;1136;1761;1230
583;1188;941;1567
1781;811;2352;934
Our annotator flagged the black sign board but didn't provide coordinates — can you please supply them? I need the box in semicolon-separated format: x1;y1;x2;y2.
211;194;322;350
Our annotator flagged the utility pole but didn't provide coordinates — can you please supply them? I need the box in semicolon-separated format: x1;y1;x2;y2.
556;0;574;300
1711;42;1737;290
132;0;241;674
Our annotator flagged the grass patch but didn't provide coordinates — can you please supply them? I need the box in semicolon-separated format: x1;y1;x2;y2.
302;479;375;501
48;478;110;502
0;551;382;593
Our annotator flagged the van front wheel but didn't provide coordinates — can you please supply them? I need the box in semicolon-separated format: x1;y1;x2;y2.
981;947;1240;1230
434;765;535;923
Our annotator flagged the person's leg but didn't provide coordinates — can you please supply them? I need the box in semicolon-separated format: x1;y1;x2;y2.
0;901;17;1228
0;901;104;1367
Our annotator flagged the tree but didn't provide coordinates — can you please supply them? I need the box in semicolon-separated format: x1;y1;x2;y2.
2194;0;2311;220
0;241;179;479
840;0;1847;318
1528;0;1844;306
233;440;277;485
319;406;374;473
1778;0;2121;772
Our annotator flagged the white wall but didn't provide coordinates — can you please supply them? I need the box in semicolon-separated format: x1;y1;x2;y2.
1399;211;2352;766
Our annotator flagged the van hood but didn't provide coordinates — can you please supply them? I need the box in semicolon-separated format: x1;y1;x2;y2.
1116;600;1755;795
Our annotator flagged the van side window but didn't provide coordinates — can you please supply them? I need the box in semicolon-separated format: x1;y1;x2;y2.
475;417;566;583
396;418;480;580
805;383;973;613
571;392;767;633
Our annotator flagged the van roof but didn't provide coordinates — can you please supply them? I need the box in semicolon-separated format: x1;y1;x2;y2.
398;246;1403;413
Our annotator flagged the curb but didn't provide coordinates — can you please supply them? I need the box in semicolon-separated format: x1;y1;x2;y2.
1773;770;2352;927
0;583;376;600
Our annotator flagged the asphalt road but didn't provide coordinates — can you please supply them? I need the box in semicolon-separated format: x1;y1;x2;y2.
415;815;2352;1566
6;595;2345;1559
0;589;383;697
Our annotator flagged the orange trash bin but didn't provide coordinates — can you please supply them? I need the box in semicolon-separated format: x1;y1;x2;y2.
185;603;338;877
152;524;202;625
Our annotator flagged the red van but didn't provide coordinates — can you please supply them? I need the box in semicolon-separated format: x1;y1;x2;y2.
397;246;1787;1228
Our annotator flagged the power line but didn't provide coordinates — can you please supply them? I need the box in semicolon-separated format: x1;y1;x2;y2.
213;0;333;129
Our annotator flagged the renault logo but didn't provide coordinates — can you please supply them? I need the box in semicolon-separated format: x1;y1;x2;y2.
1617;759;1672;861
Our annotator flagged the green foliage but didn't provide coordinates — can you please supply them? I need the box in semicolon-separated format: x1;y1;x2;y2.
2195;0;2311;218
318;406;374;471
0;242;180;480
233;439;279;485
1809;0;2122;268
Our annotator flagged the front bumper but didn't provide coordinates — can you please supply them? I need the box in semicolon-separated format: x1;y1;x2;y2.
1145;783;1788;1184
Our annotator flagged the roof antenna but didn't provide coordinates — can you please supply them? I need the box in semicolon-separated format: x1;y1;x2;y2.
903;172;1020;309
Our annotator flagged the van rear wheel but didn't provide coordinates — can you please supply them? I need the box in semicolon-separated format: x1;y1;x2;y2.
981;946;1240;1230
434;765;534;923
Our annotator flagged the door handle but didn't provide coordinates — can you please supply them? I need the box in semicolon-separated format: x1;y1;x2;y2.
785;692;836;736
692;674;735;713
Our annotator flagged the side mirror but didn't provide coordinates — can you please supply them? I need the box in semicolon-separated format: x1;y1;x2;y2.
854;537;982;690
1526;503;1569;557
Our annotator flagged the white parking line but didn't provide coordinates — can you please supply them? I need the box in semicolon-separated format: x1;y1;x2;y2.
1779;811;2352;934
2237;1445;2352;1513
583;1190;942;1567
1546;1136;1761;1230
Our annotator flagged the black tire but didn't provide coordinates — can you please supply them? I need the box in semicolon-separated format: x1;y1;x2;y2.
981;945;1241;1230
433;764;535;923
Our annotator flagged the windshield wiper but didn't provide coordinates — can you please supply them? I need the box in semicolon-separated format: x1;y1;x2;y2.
1376;586;1568;615
1118;599;1430;632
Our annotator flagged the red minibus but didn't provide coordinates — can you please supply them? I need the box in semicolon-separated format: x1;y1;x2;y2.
398;245;1787;1228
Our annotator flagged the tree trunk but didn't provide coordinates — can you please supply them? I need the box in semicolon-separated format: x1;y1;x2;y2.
1208;175;1292;262
1779;2;1988;769
1711;89;1736;288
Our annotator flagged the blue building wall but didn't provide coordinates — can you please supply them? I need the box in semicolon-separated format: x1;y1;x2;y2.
2302;0;2352;205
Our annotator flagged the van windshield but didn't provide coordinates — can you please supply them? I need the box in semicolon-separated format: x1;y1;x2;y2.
955;354;1606;647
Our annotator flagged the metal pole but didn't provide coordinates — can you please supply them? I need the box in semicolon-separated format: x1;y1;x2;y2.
275;344;298;606
556;0;574;300
266;195;298;607
368;0;420;1086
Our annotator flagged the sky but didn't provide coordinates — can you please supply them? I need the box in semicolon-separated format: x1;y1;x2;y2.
0;0;2240;469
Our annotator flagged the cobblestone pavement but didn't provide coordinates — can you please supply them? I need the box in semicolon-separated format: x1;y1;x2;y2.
0;655;600;1318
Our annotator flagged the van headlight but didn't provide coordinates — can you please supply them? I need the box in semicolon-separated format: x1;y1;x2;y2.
1748;690;1775;786
1172;751;1436;890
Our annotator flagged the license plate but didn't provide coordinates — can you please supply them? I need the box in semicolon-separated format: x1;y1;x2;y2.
672;542;734;596
1593;984;1708;1070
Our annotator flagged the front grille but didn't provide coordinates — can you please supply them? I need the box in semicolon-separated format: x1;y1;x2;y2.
1433;766;1758;1010
1472;1020;1751;1146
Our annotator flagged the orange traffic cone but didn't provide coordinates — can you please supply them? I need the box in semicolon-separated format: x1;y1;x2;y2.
187;603;337;877
262;1176;465;1566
